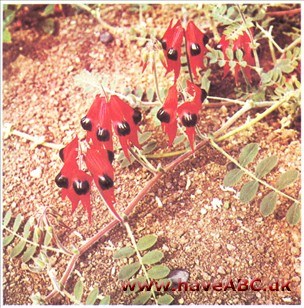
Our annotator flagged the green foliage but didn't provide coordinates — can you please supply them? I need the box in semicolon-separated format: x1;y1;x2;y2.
115;234;171;304
223;144;300;224
286;202;301;226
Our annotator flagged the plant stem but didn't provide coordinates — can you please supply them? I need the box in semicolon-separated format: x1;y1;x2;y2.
267;26;277;65
146;149;186;159
237;5;260;69
266;8;301;16
215;94;291;142
210;139;300;204
123;221;158;304
3;226;72;256
130;148;157;174
152;52;163;104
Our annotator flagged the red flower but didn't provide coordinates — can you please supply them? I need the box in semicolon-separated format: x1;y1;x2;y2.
55;142;93;222
59;136;79;163
157;85;178;146
177;81;202;151
81;94;113;151
160;19;184;82
185;21;209;79
85;147;123;222
109;95;141;160
219;30;254;84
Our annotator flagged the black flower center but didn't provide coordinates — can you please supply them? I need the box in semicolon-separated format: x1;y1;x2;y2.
80;116;92;131
117;121;130;136
190;43;201;56
132;108;142;125
160;39;167;50
55;173;69;188
167;48;178;61
201;89;207;103
73;180;90;195
182;113;198;127
203;35;209;46
96;128;110;141
157;108;170;123
107;150;114;164
98;174;114;190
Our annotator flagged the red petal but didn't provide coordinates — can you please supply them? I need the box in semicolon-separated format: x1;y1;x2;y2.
60;136;79;162
185;21;208;79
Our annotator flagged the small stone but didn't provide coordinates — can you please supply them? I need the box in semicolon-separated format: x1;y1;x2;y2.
178;298;184;304
201;208;207;215
30;167;42;178
291;247;300;256
227;244;236;251
100;31;114;44
214;243;221;250
217;266;226;275
202;272;211;281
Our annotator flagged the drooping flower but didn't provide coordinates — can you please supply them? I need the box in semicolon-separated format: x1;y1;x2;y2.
109;95;141;160
160;19;184;82
81;94;113;151
59;136;79;163
185;21;209;79
85;147;123;222
55;144;93;222
157;85;178;146
177;81;202;151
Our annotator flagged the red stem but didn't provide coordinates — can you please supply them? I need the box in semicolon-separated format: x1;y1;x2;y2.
266;8;300;16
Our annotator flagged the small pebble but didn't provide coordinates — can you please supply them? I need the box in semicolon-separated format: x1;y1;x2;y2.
30;167;42;178
100;31;114;44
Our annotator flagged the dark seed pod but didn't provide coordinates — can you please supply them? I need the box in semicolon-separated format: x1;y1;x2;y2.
203;35;209;46
167;48;178;61
132;108;142;125
226;162;238;171
117;121;130;136
59;148;64;162
107;150;114;164
98;174;114;190
80;116;92;131
182;113;198;127
157;108;170;123
73;180;90;195
96;128;110;141
160;39;167;50
201;89;207;103
55;173;69;188
190;43;201;56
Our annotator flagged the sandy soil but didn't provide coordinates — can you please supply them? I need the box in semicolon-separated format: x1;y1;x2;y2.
2;4;301;305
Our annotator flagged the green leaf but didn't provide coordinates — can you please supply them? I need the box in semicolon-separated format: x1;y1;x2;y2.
235;49;243;61
139;132;152;144
147;265;170;279
44;226;53;246
125;276;146;294
86;287;99;305
146;88;155;102
226;48;233;60
113;246;135;259
260;192;278;217
286;202;301;226
3;234;15;246
135;87;144;99
74;280;83;302
10;240;26;258
132;291;151;305
158;294;174;305
255;156;278;179
218;59;226;67
41;18;55;35
137;235;157;251
13;214;23;232
4;9;15;27
118;262;141;280
44;4;55;15
3;28;12;43
275;170;299;191
240;61;247;67
223;168;244;186
239;180;259;203
23;218;33;239
239;143;259;167
229;60;236;70
22;245;37;263
142;142;157;154
142;250;164;265
173;134;185;146
3;210;12;227
99;295;110;305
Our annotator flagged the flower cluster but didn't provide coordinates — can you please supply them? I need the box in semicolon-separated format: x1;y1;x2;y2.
218;30;255;84
160;19;209;81
55;94;142;222
157;80;207;151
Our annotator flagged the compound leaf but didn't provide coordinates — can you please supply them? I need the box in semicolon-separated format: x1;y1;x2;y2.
260;191;278;217
137;235;157;251
286;202;301;226
239;143;259;167
275;170;299;191
22;245;37;263
239;180;259;203
118;262;141;280
142;250;164;265
113;246;135;259
147;265;170;279
255;156;278;179
223;168;244;186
